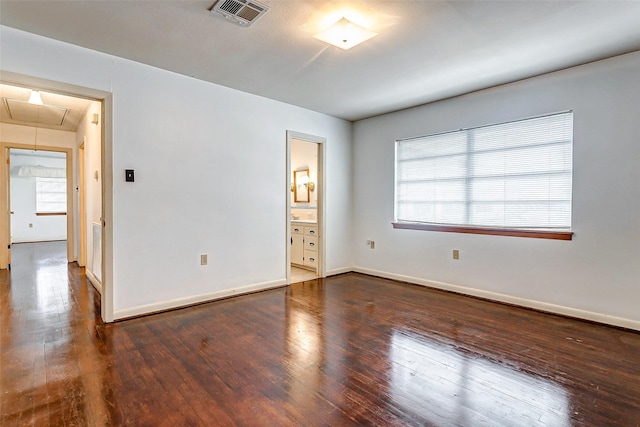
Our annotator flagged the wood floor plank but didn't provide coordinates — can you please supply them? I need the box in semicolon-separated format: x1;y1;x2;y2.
2;242;640;426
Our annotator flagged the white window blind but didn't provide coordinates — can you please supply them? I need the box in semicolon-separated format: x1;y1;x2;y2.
395;111;573;230
36;177;67;214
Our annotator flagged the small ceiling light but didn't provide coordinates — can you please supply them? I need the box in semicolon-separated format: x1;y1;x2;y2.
313;17;377;50
28;90;44;105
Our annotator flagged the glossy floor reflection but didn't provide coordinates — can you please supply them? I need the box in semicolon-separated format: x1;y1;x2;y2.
389;331;569;425
2;243;640;426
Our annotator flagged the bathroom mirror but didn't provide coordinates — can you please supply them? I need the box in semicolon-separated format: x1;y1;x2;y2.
294;169;310;203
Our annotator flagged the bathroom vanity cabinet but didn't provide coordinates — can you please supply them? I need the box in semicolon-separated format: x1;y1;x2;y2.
291;222;318;269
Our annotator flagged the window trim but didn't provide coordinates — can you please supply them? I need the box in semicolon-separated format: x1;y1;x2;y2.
394;111;574;239
391;221;573;240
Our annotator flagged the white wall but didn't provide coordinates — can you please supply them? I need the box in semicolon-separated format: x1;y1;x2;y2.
10;153;67;243
352;51;640;329
11;25;636;330
75;101;102;283
0;123;76;150
1;26;353;319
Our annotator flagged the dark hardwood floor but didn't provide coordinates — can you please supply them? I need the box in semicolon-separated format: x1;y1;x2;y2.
2;242;640;426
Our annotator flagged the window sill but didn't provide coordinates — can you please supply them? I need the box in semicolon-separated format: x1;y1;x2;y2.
392;222;573;240
36;212;67;216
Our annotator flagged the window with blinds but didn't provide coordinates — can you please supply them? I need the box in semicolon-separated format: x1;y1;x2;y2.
394;111;573;233
36;177;67;214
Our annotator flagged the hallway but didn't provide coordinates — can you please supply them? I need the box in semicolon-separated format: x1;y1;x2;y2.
0;242;105;425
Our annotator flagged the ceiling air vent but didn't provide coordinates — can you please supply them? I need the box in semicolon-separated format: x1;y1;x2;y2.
211;0;269;27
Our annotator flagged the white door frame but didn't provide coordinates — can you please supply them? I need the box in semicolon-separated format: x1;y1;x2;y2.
2;143;74;265
0;71;114;323
286;131;326;284
78;141;87;267
1;146;10;269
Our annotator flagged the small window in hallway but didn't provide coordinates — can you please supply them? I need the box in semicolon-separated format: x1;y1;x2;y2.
36;177;67;214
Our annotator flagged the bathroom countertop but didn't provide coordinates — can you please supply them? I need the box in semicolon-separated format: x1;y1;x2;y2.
291;219;317;225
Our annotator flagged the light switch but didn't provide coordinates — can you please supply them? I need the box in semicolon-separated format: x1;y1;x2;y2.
125;169;134;182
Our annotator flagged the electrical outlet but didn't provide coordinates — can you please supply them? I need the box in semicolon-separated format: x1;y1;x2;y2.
28;223;33;228
367;240;375;249
453;249;459;260
200;254;208;265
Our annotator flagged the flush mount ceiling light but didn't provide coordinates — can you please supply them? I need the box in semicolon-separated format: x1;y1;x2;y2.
313;17;377;50
28;90;43;105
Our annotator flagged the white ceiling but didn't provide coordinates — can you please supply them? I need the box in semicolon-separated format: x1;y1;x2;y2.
1;1;640;121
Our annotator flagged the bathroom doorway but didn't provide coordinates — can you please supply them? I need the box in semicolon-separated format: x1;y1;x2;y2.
286;131;325;284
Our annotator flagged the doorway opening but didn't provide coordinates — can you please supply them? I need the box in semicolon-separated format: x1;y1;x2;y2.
3;144;73;269
0;77;112;321
8;148;69;267
286;131;325;284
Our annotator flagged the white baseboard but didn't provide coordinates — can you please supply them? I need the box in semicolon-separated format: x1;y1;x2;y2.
108;266;640;331
113;278;287;321
325;266;354;277
353;267;640;332
85;270;102;294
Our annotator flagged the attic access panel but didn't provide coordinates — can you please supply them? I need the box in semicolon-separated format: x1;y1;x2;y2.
211;0;269;27
4;98;68;126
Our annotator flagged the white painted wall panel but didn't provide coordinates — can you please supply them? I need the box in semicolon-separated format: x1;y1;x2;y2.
1;26;352;317
74;101;102;278
353;51;640;326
